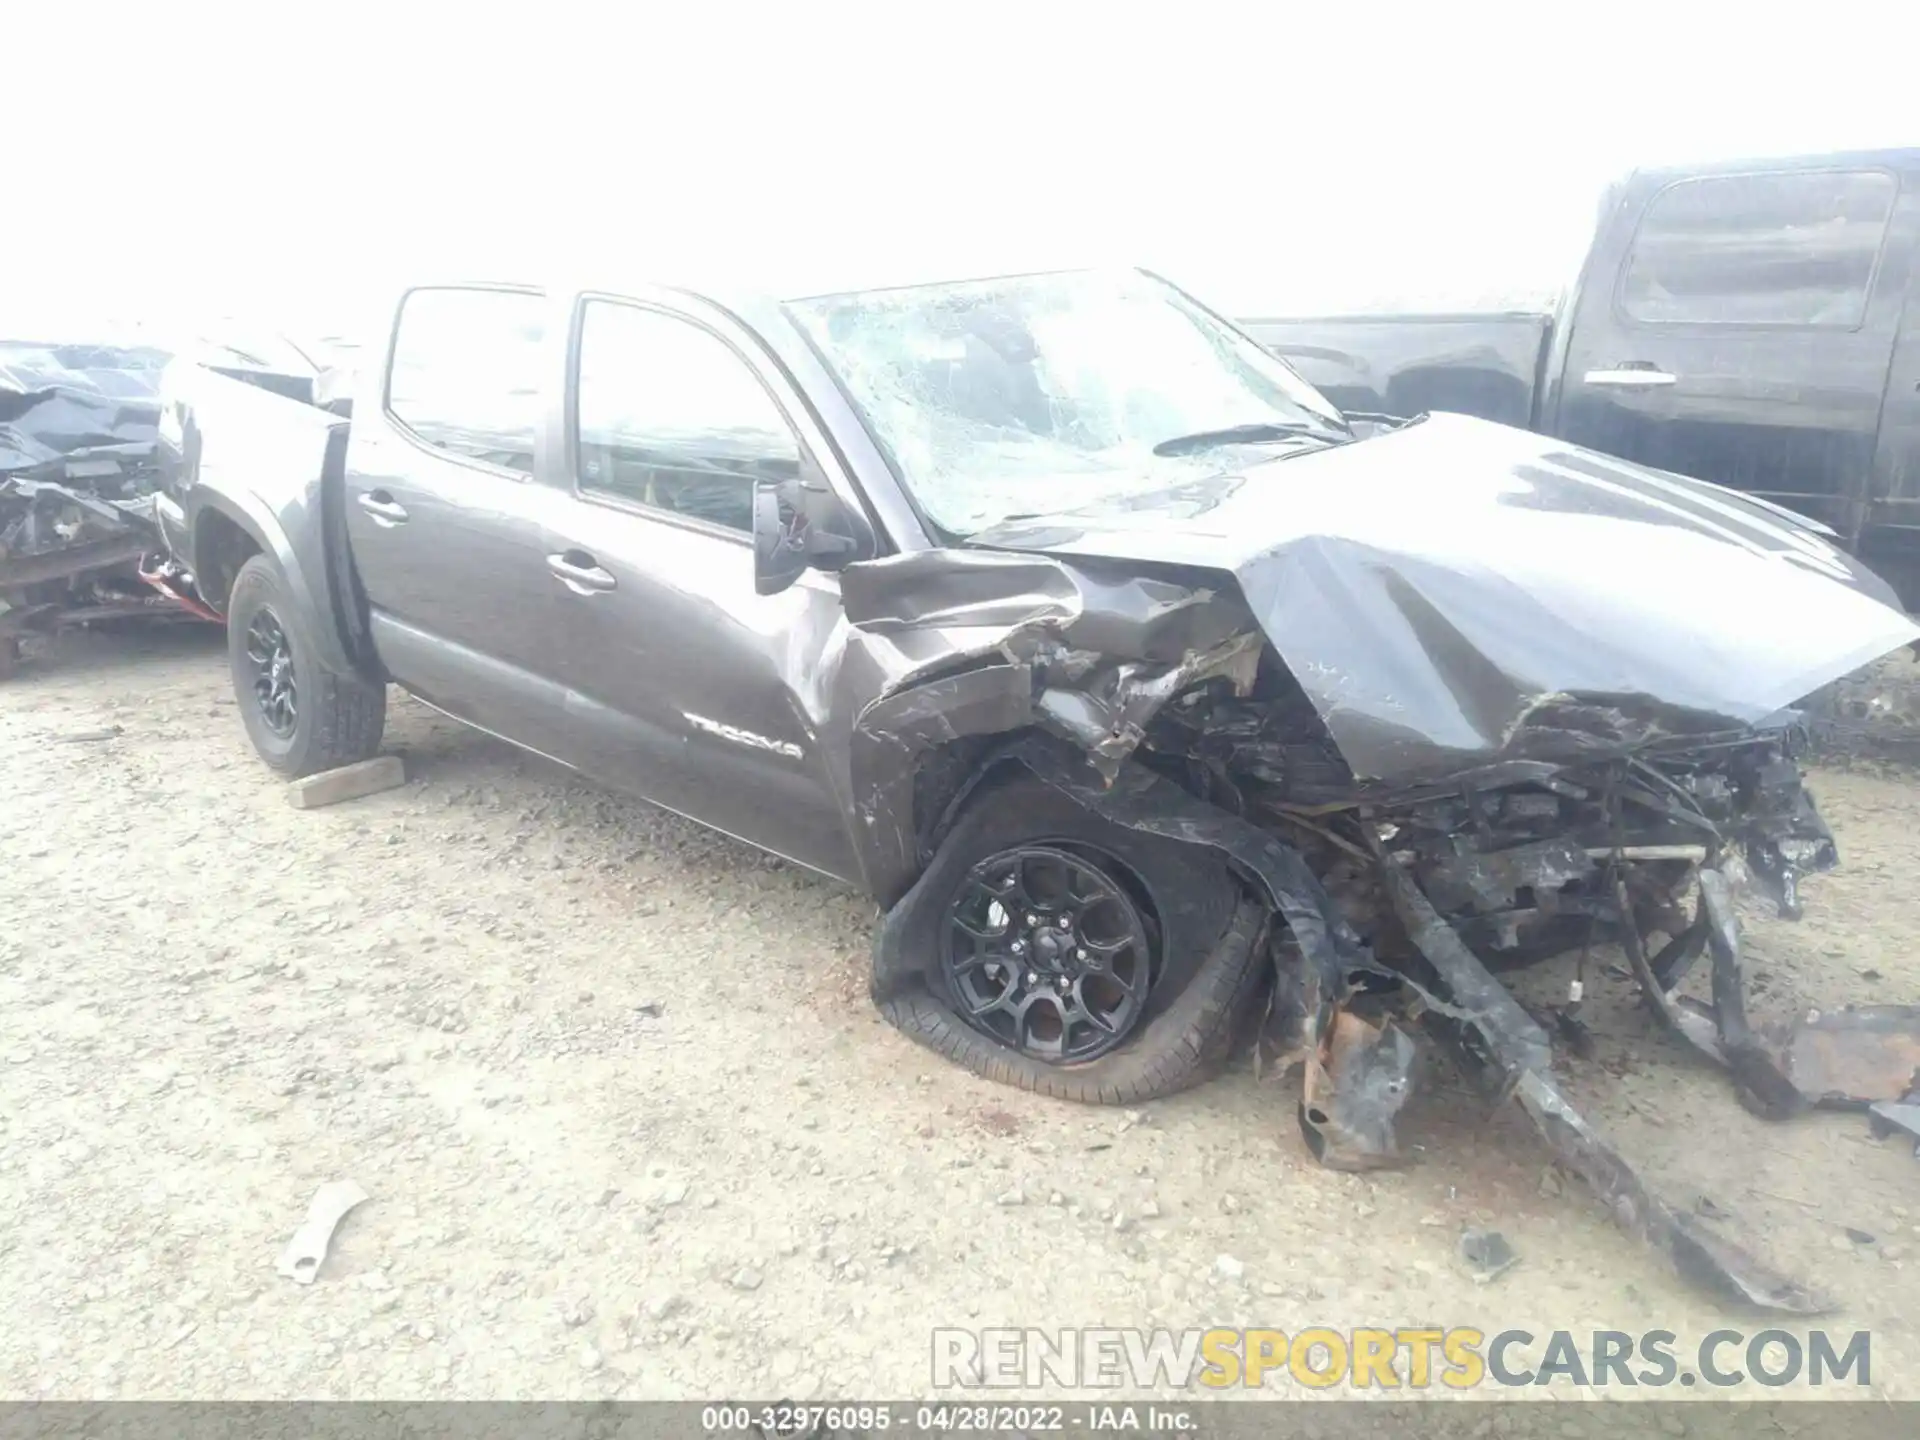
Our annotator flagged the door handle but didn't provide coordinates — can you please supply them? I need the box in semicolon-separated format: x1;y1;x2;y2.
357;491;409;526
1583;367;1678;390
547;551;617;596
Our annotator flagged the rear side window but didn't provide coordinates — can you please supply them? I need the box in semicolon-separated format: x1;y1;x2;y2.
1620;170;1896;328
385;287;545;474
572;300;800;533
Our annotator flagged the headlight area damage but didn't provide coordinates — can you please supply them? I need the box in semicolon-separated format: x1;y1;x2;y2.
844;537;1920;1315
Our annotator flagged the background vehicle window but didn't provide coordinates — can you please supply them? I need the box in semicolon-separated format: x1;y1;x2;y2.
573;301;800;533
1620;170;1896;328
386;287;545;474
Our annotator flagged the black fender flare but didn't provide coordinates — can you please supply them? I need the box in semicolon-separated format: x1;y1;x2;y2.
185;485;359;678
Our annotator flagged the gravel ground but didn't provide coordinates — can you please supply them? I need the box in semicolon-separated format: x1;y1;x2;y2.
4;627;1920;1406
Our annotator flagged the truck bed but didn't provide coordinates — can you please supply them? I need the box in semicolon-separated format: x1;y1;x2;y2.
1240;311;1554;429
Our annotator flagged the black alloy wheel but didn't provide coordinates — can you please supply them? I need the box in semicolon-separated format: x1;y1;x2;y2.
244;606;298;738
940;844;1155;1064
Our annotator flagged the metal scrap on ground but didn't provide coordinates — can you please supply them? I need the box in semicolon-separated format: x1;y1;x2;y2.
275;1179;369;1285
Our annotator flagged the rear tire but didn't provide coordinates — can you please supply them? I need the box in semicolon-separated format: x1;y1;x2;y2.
872;770;1269;1104
226;552;385;777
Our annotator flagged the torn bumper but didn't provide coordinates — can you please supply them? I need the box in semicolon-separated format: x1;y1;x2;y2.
855;681;1902;1314
994;736;1891;1314
1381;859;1830;1313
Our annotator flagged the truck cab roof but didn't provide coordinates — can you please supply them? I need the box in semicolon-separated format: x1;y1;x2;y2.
1624;145;1920;185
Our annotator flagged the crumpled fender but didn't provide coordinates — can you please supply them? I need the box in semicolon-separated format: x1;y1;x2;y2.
839;550;1260;905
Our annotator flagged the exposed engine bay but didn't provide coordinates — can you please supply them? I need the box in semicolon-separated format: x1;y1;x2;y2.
845;520;1920;1315
1144;659;1836;968
1010;655;1897;1316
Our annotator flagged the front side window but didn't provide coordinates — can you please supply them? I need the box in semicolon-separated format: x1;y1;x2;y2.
385;287;545;474
1619;170;1896;328
785;268;1348;537
572;301;800;534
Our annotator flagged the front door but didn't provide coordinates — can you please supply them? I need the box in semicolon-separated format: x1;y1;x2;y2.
345;285;576;753
540;292;861;880
1555;164;1908;540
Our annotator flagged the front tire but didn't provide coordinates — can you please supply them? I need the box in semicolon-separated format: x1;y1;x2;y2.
226;552;385;777
872;770;1268;1104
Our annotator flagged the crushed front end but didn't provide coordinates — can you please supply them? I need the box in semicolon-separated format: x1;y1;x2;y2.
0;329;321;673
1119;652;1912;1313
840;413;1920;1311
803;270;1920;1311
979;647;1893;1313
1145;666;1837;971
849;575;1916;1313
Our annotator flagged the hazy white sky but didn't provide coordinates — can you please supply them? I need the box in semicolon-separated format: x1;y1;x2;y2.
7;1;1912;336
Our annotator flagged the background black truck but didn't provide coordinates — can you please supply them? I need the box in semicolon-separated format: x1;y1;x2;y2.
1244;148;1920;604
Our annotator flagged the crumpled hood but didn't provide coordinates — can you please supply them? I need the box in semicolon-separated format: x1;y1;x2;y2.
966;413;1920;782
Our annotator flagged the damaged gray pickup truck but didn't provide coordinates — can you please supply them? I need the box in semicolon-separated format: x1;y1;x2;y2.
154;266;1920;1311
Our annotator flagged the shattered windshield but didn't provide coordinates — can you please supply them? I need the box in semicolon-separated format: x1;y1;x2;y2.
785;269;1347;536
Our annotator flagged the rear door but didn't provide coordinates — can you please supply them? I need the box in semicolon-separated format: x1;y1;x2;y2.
345;286;576;752
539;290;868;880
1554;164;1909;539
